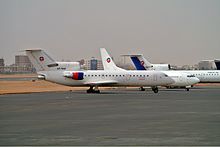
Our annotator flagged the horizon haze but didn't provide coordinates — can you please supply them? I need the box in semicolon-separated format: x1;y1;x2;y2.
0;0;220;66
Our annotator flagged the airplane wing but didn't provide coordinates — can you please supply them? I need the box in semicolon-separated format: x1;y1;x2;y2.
84;80;118;86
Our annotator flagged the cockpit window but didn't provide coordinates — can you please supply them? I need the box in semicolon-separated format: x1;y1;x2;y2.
164;74;168;77
187;75;195;77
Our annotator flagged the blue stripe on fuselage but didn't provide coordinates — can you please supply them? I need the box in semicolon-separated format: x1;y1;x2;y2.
130;57;146;70
215;61;220;70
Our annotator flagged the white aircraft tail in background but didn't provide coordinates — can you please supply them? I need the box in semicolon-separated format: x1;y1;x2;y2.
122;54;170;71
26;49;55;71
26;49;80;72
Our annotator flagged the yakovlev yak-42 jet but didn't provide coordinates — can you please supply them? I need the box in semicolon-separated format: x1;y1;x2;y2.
26;49;174;93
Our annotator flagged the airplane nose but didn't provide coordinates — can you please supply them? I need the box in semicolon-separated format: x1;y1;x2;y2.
169;77;175;85
194;77;200;84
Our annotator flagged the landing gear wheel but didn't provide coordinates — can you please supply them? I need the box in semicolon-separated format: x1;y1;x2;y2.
86;88;93;93
186;88;189;91
87;86;100;93
140;87;145;91
152;87;159;93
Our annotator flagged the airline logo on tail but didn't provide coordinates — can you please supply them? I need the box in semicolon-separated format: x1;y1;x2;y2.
106;58;111;63
39;56;44;61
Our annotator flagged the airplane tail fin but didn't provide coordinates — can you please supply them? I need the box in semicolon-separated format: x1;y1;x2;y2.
134;55;152;68
100;48;125;71
25;49;56;71
127;54;152;70
214;60;220;70
130;56;147;70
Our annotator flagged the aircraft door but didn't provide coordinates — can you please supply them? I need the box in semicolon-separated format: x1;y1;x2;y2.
153;75;157;81
125;74;130;81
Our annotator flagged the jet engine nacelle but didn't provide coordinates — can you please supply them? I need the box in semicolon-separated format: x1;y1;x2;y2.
57;62;81;71
63;71;84;80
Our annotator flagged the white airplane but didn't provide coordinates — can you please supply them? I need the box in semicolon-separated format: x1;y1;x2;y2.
130;54;220;83
121;54;200;90
26;49;175;93
121;54;170;70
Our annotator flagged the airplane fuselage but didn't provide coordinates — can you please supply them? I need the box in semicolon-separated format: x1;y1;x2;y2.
162;71;200;86
39;70;174;87
181;70;220;83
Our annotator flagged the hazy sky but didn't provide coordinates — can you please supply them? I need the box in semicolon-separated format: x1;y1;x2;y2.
0;0;220;65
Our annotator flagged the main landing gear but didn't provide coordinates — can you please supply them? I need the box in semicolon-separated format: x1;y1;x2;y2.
140;86;159;93
152;87;159;93
87;86;100;93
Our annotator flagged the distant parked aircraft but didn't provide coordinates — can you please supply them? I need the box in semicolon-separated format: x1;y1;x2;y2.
121;54;170;71
129;54;220;83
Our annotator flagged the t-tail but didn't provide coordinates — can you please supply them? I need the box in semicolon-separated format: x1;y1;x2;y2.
25;49;56;71
100;48;125;71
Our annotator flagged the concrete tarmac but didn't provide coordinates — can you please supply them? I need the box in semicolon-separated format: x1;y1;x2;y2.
0;88;220;146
